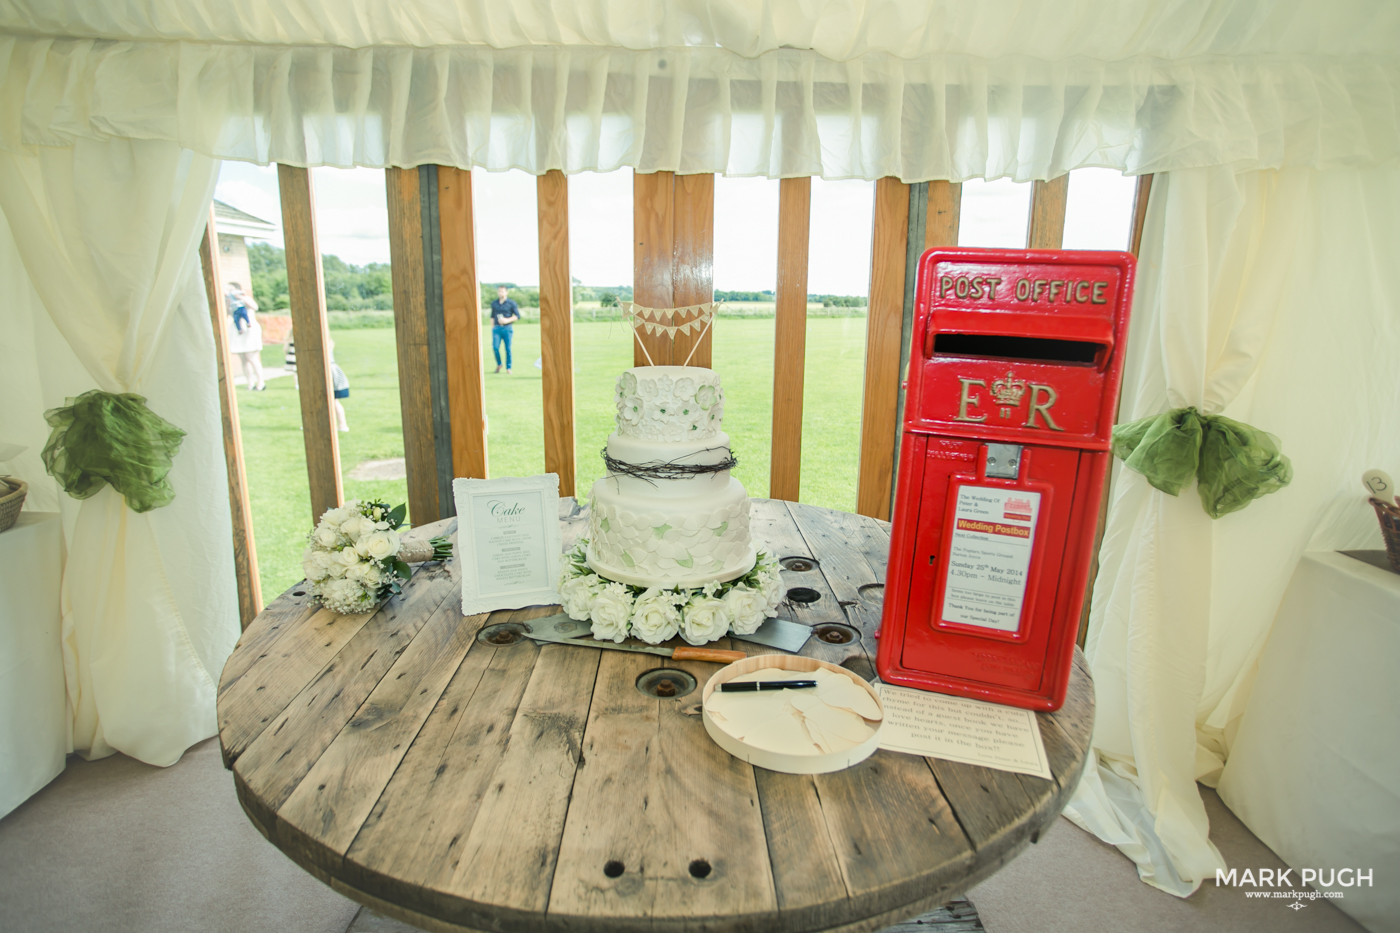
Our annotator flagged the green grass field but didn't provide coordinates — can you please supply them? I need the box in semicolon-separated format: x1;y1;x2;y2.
243;318;869;597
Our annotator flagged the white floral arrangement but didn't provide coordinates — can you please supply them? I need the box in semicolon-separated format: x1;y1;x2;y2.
615;370;725;441
558;540;782;645
302;499;452;614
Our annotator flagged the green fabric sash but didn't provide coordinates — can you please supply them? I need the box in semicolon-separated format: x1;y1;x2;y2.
1112;407;1292;518
42;390;186;513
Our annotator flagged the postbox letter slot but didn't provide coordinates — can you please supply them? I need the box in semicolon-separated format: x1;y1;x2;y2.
932;333;1103;365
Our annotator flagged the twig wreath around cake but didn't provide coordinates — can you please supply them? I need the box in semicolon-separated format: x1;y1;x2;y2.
560;363;783;645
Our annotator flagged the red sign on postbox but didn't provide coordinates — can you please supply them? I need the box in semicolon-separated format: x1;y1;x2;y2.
876;248;1135;711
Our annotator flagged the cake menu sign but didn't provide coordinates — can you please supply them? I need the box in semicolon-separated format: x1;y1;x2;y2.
454;475;562;616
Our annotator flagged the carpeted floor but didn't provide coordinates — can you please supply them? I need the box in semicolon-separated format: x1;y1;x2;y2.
0;738;1365;933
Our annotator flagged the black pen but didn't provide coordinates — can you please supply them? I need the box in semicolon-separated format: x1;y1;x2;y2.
720;680;818;692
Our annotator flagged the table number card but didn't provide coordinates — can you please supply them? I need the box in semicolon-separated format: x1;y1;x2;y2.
453;475;562;616
875;683;1052;779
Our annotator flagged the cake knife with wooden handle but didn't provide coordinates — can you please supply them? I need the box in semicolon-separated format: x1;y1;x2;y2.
524;612;746;663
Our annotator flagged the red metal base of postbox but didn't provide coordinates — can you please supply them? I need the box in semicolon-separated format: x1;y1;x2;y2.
876;248;1135;712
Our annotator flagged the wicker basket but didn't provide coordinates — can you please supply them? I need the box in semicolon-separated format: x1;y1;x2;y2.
1371;497;1400;573
0;476;26;533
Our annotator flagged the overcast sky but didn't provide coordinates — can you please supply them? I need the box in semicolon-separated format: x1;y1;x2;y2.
215;163;1135;296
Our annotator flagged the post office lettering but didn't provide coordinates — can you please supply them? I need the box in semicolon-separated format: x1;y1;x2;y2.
938;274;1001;300
1012;277;1112;305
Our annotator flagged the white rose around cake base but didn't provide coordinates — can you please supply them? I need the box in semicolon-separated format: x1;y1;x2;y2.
561;364;782;645
559;542;783;646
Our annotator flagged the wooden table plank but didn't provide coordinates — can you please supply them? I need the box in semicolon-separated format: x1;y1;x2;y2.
550;649;777;930
234;562;456;815
217;587;318;698
446;641;600;914
340;608;552;924
785;501;888;671
814;751;972;916
218;605;380;764
750;500;868;670
752;770;850;922
276;601;488;863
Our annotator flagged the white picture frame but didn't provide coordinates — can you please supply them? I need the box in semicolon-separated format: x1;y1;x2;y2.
453;474;563;616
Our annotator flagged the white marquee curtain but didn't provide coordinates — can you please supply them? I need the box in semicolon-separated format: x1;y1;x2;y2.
2;34;1399;180
0;137;238;766
1065;165;1400;895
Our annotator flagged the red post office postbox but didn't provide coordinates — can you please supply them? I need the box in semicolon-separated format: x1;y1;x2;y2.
876;247;1136;711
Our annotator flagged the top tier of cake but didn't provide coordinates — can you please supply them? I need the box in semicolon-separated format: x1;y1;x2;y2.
614;365;725;442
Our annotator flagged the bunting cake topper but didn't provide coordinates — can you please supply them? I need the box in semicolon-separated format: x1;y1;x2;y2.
622;301;720;366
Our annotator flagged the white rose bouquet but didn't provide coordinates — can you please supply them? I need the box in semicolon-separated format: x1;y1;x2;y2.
558;541;782;645
302;499;452;614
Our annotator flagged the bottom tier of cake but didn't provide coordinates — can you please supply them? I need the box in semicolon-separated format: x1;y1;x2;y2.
586;475;756;588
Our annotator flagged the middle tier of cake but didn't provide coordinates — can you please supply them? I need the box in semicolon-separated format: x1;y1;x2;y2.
586;452;756;589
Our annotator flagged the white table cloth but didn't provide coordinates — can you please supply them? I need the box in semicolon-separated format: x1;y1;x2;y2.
1218;551;1400;933
0;512;66;820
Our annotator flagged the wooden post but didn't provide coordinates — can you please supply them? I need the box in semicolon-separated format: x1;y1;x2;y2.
537;169;576;497
632;171;715;367
437;166;489;479
277;164;343;527
888;180;965;504
769;177;811;503
198;206;262;629
385;167;441;525
671;173;715;369
855;177;910;520
1027;176;1070;249
926;181;962;250
1078;173;1154;648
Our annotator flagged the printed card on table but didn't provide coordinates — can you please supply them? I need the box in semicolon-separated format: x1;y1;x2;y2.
876;683;1052;779
453;474;562;616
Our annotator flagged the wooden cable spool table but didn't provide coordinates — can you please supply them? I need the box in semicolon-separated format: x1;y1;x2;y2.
218;499;1094;933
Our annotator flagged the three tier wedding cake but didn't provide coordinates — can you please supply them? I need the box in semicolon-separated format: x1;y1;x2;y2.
558;364;782;645
588;366;755;586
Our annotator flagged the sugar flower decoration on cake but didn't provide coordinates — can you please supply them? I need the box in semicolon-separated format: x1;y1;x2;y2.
302;499;451;614
673;375;698;400
558;540;783;646
589;582;635;643
630;587;685;644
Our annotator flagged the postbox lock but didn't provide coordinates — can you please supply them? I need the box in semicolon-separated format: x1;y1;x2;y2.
985;443;1023;480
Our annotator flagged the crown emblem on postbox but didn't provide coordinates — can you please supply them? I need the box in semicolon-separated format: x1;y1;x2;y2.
990;371;1028;406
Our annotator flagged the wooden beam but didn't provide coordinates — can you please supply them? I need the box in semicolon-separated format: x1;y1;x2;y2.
631;172;715;368
1127;174;1154;257
199;206;262;629
856;177;910;520
769;177;811;502
437;166;488;480
537;169;576;497
386;167;441;525
633;171;675;367
1027;175;1070;249
926;181;962;249
418;165;456;516
670;173;715;369
1078;172;1154;648
277;164;343;527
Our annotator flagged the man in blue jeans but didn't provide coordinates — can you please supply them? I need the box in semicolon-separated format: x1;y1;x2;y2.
490;285;519;373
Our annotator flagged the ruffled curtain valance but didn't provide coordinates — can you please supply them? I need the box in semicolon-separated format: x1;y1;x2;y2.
3;35;1399;180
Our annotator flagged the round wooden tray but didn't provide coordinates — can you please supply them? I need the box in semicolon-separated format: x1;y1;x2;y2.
218;500;1093;933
